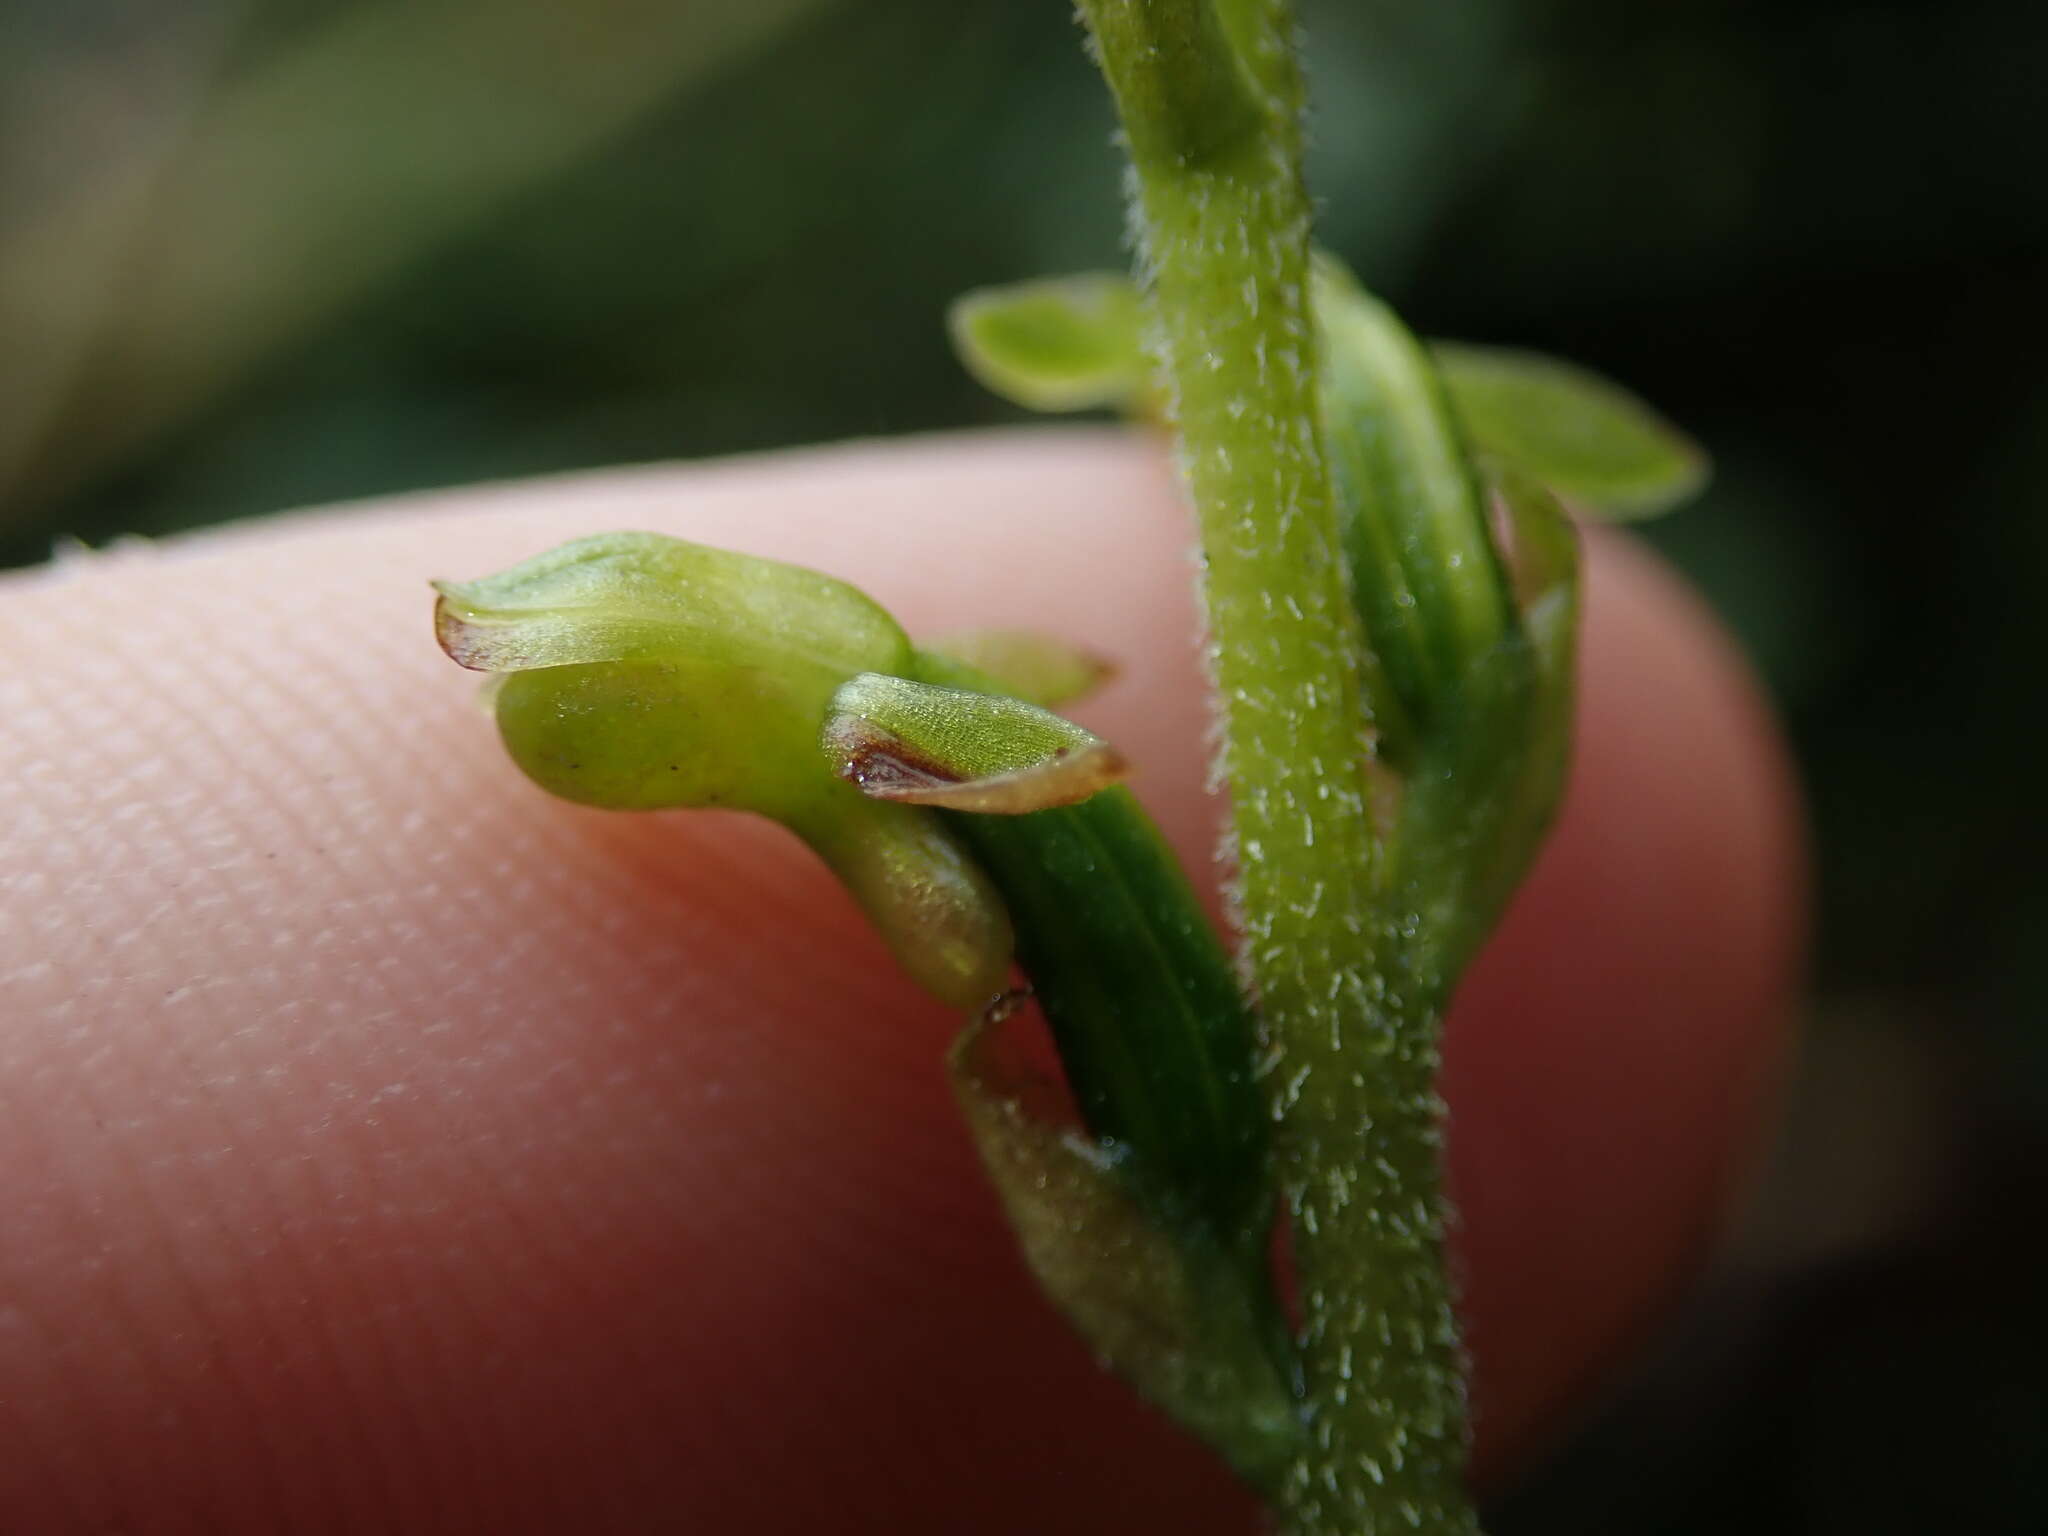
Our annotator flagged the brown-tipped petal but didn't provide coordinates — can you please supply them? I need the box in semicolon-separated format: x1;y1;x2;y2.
823;671;1128;816
829;713;1127;814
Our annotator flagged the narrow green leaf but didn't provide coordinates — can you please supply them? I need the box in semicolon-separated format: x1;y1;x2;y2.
892;654;1301;1478
1431;342;1708;520
823;672;1125;814
944;786;1269;1236
947;274;1151;413
951;1002;1302;1491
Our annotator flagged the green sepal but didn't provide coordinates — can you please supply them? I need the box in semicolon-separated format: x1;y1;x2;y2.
823;672;1125;814
1430;342;1708;521
433;530;912;682
946;274;1156;415
951;1002;1302;1492
918;628;1116;707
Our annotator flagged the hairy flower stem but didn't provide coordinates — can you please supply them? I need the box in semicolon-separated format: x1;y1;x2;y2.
1073;2;1476;1530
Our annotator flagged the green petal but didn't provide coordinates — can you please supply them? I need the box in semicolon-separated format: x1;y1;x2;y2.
1430;342;1709;520
823;672;1125;814
947;273;1150;413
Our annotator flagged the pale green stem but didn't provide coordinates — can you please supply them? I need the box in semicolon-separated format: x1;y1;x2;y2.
1072;2;1476;1531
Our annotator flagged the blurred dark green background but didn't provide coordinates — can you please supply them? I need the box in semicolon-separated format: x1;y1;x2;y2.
4;0;2043;1527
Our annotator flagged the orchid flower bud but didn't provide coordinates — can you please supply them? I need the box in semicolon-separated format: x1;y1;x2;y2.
434;532;1012;1007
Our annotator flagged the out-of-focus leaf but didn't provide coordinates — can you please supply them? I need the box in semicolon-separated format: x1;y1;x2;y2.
0;0;843;512
823;671;1125;813
947;273;1150;412
1431;341;1708;520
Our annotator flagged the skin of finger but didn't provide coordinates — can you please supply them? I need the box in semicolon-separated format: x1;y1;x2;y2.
0;429;1799;1532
